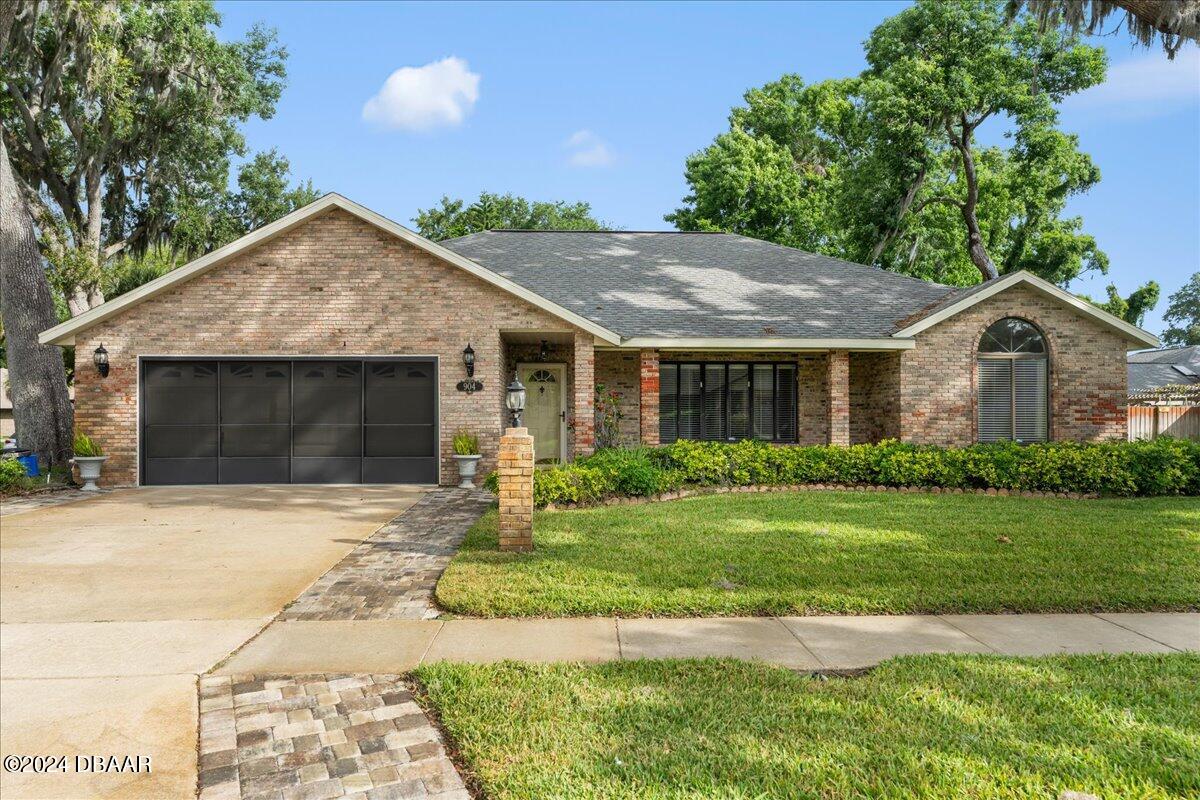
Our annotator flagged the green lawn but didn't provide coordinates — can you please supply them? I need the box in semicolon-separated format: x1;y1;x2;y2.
436;491;1200;617
416;654;1200;800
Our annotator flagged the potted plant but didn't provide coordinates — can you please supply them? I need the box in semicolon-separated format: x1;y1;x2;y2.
452;431;482;488
73;433;107;491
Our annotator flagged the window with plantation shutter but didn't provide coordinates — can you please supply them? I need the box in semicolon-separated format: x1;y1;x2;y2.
702;364;726;440
659;364;677;443
1014;359;1048;442
977;360;1013;442
976;318;1048;443
658;361;797;444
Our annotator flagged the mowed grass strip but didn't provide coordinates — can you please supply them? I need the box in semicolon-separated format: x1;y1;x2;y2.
435;491;1200;617
416;654;1200;800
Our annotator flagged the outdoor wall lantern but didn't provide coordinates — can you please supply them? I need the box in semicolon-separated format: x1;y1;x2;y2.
462;343;476;377
537;339;549;362
93;344;109;378
506;374;527;428
456;343;484;394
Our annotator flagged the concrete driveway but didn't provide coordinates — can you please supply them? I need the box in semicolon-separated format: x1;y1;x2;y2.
0;485;423;800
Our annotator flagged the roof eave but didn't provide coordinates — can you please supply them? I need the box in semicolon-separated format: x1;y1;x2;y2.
612;337;915;351
891;271;1160;348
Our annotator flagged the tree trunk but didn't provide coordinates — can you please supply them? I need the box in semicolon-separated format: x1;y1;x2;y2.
0;133;74;469
81;161;106;310
869;168;926;265
952;124;1000;282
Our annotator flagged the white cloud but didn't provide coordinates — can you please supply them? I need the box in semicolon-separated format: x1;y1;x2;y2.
362;56;480;131
564;129;616;167
1066;48;1199;118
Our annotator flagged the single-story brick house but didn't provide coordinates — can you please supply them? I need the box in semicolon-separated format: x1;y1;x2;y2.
40;194;1158;487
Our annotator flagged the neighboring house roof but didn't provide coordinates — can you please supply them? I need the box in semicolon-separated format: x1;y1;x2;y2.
1128;346;1200;393
440;230;953;344
39;193;1159;350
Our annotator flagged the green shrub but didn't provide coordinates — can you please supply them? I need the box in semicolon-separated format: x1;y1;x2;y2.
453;431;480;456
73;433;103;457
485;438;1200;508
0;457;28;489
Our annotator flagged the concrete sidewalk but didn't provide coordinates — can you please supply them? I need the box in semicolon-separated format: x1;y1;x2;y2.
216;611;1199;673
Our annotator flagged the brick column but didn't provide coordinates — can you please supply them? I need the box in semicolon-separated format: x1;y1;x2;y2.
497;427;534;552
827;350;850;446
639;349;660;446
573;331;595;458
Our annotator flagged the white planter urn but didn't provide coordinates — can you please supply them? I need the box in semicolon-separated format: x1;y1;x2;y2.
74;456;107;491
453;454;482;489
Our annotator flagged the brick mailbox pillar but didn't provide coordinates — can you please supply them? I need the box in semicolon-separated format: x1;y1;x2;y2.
497;427;535;552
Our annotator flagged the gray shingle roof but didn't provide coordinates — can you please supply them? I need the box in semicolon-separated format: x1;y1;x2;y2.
441;231;956;339
1128;346;1200;393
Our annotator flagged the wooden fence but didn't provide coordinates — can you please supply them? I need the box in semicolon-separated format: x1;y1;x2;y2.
1127;404;1200;441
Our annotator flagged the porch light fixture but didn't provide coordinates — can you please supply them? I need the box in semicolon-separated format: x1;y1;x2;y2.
93;344;109;378
538;339;549;362
506;374;527;428
462;343;476;377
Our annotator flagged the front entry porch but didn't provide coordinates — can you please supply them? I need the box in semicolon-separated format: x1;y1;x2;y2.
498;336;906;464
594;347;902;450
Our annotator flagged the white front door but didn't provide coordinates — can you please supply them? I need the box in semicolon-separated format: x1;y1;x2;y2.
518;363;566;463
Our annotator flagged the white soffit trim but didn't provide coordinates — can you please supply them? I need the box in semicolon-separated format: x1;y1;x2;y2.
891;271;1160;348
612;337;915;351
39;193;622;346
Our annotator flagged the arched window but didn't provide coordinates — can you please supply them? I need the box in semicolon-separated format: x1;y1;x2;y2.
977;318;1048;443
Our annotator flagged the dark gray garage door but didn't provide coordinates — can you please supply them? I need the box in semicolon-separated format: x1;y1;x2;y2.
141;358;437;485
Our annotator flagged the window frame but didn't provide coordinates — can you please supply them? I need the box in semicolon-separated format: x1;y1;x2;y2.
659;361;798;444
976;317;1050;444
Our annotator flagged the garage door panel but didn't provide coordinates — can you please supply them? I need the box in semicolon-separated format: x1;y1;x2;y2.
144;458;219;485
366;363;435;424
364;425;436;458
221;362;290;424
363;457;437;484
144;363;217;426
292;424;362;457
294;362;362;425
144;425;218;459
291;457;361;484
219;457;289;484
220;425;289;457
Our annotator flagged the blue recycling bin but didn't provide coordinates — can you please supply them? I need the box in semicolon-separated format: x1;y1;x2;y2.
17;454;39;478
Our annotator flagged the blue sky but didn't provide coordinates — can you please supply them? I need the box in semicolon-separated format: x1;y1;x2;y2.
217;0;1199;337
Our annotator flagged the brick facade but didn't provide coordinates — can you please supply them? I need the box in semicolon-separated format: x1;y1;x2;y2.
850;351;901;444
826;350;850;445
899;283;1130;444
74;208;583;486
572;331;596;456
638;349;660;446
593;348;640;447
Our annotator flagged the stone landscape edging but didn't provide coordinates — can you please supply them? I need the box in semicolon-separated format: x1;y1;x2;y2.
541;483;1101;511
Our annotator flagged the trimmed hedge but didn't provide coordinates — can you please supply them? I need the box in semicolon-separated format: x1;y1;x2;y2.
483;438;1200;507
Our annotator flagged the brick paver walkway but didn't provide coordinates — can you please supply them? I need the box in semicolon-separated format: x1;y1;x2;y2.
281;489;493;621
198;674;468;800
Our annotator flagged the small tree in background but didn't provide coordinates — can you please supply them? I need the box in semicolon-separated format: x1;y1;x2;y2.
1161;273;1200;346
415;192;611;241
